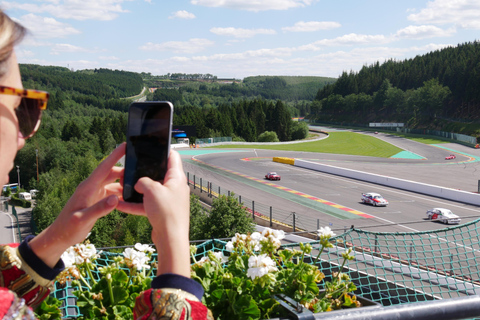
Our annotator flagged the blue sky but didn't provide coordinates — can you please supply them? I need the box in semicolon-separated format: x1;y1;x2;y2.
3;0;479;79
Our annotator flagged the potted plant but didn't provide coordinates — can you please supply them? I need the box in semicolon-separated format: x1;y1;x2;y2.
46;227;376;320
190;227;370;320
52;242;156;319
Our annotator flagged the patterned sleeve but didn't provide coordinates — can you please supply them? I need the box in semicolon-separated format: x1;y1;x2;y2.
134;274;214;320
0;235;64;310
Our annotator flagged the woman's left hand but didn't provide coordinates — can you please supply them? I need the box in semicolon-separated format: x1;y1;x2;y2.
29;143;128;268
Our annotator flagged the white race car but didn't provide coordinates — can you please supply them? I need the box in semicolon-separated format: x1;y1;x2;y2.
361;192;389;207
426;208;461;224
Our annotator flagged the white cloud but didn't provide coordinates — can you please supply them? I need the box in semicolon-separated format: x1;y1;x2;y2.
299;33;389;51
50;43;91;55
191;0;317;12
193;47;294;61
139;38;214;53
2;0;130;21
169;10;196;19
15;49;35;58
282;21;341;32
15;14;81;39
395;25;456;39
408;0;480;29
210;27;276;38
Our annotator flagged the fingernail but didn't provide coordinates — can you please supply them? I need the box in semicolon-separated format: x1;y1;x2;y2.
107;195;117;206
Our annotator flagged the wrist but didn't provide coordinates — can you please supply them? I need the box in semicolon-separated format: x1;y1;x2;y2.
153;235;191;278
19;235;65;280
29;225;70;269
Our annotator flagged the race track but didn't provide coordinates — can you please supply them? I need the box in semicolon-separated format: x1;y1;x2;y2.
179;128;480;234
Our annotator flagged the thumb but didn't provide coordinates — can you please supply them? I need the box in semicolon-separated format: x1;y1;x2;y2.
135;177;160;196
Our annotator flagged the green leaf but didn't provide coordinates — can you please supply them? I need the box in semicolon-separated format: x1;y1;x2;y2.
258;298;279;319
34;296;63;320
112;285;130;304
113;305;133;319
211;288;225;302
234;295;261;320
112;269;129;285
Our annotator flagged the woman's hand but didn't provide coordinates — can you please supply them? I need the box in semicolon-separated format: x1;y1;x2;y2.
117;150;191;277
29;143;127;268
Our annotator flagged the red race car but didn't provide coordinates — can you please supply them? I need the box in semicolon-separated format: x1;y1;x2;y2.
265;172;281;181
445;154;456;160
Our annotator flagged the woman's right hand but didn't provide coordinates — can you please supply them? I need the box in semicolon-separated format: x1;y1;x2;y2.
117;150;192;278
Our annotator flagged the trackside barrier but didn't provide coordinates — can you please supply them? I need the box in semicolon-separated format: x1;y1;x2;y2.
273;157;295;165
294;159;480;206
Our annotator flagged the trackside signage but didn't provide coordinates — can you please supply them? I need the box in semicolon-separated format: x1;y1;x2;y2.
369;123;404;127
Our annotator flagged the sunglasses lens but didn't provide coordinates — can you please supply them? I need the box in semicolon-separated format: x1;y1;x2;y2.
15;97;42;138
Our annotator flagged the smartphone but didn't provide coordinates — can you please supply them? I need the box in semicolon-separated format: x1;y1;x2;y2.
123;101;173;203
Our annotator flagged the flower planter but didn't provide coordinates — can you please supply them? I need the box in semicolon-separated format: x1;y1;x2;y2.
272;292;381;320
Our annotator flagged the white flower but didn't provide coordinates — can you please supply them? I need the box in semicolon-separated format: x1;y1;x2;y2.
269;237;282;249
123;247;151;271
198;251;228;266
212;251;228;264
123;247;139;260
134;243;156;253
251;232;263;241
225;241;234;251
61;247;76;268
82;244;98;261
62;243;100;267
247;254;277;279
317;226;335;239
272;229;285;240
132;251;151;271
198;256;210;264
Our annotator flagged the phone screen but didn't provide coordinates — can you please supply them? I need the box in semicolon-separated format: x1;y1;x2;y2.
123;101;173;202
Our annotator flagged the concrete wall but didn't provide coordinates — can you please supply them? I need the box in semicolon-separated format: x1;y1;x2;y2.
295;159;480;206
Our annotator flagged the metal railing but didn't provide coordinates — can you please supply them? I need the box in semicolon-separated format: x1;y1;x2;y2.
186;171;322;233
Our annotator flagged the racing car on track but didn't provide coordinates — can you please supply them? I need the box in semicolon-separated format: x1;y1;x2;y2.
426;208;461;224
361;192;389;206
265;172;281;181
445;154;456;160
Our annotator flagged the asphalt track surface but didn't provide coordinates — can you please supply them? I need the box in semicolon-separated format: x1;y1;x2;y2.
179;128;480;234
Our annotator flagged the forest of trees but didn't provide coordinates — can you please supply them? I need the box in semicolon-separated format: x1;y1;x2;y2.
313;41;480;133
170;100;308;142
146;75;333;115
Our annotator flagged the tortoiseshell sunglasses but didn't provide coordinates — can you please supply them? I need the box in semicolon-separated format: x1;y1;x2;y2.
0;86;49;139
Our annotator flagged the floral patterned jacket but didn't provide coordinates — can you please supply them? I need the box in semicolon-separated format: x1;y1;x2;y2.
0;237;213;320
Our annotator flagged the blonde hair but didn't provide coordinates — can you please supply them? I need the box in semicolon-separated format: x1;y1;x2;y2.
0;10;25;76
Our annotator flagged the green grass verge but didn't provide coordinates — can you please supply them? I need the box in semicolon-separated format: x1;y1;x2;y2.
213;132;403;158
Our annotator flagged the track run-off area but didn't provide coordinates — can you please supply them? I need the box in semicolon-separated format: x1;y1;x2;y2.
179;127;480;234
